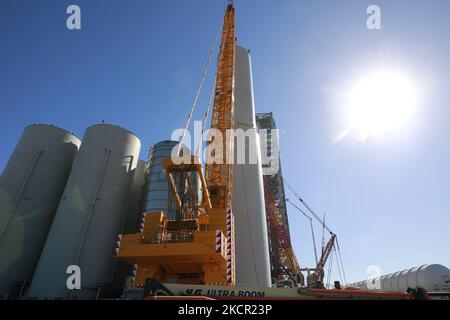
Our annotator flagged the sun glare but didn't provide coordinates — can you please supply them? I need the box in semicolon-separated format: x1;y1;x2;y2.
342;70;418;140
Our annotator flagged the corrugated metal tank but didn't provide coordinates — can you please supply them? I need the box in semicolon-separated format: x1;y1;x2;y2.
28;124;141;299
232;46;271;287
0;124;80;296
143;140;180;220
347;264;450;292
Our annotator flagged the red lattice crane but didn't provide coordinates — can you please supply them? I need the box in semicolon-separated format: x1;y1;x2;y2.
263;176;302;285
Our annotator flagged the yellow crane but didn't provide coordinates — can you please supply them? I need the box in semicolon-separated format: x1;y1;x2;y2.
115;2;236;286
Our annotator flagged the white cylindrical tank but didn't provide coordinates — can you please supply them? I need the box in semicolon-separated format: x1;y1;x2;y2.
123;159;147;234
0;124;80;297
28;124;141;299
232;46;271;287
111;159;147;294
347;264;450;292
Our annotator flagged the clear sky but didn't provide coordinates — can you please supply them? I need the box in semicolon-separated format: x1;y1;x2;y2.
1;0;449;284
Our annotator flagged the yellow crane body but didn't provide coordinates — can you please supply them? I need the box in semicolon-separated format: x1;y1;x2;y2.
116;156;231;285
116;3;237;286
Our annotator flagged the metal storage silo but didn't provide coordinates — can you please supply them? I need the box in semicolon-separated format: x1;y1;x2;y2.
0;124;80;297
143;141;180;220
232;46;271;287
28;124;141;299
110;159;146;295
142;141;200;222
122;159;147;235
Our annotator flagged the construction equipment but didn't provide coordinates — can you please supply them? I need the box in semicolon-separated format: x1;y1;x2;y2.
285;182;344;288
139;278;426;300
114;2;425;301
115;2;236;286
263;176;303;286
306;233;336;288
286;199;318;265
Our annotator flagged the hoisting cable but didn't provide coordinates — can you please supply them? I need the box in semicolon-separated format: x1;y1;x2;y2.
286;199;318;266
284;178;347;285
326;248;334;288
335;237;347;284
321;213;326;254
309;218;318;267
176;14;224;156
334;245;344;284
195;76;216;156
284;179;333;235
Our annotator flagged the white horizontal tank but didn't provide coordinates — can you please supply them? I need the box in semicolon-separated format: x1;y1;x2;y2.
347;264;450;292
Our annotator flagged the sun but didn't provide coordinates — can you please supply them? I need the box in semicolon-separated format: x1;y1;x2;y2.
342;70;418;140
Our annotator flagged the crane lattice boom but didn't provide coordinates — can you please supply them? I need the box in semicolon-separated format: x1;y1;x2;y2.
205;3;236;210
263;176;301;284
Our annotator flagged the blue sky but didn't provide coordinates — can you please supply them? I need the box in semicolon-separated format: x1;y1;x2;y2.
1;0;449;284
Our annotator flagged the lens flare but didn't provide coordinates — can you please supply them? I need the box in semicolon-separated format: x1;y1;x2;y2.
343;70;418;140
